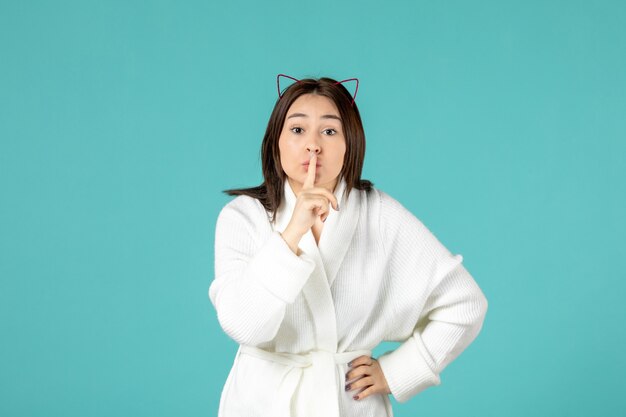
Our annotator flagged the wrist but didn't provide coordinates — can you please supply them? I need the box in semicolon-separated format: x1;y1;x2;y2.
280;228;302;255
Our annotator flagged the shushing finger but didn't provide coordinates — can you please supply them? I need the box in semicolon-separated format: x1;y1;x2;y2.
303;152;317;189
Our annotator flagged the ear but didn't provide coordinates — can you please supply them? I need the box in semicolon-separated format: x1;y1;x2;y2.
277;74;300;98
334;78;359;106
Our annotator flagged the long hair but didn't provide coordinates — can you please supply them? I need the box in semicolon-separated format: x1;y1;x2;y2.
222;76;373;221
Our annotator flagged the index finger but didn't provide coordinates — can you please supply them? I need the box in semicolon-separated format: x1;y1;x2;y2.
348;355;373;368
302;152;317;190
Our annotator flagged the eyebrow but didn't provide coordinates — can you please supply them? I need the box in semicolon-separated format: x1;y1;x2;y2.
286;112;342;122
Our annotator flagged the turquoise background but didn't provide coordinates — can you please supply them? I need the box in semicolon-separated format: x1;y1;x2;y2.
1;0;624;416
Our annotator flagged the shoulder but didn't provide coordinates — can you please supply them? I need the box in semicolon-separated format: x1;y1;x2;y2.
371;186;445;252
368;187;465;287
372;187;401;210
364;185;409;211
368;186;423;228
216;194;271;230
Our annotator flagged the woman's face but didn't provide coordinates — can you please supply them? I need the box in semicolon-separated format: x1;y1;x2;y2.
278;93;346;196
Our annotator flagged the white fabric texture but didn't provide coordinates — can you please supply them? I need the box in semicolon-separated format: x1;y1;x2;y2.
208;177;488;416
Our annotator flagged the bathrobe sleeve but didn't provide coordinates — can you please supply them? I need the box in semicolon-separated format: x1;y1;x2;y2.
375;191;488;403
208;196;316;346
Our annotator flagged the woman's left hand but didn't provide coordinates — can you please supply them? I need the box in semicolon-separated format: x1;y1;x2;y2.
345;355;391;400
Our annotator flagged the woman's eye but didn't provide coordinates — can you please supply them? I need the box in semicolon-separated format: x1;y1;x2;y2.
290;127;337;135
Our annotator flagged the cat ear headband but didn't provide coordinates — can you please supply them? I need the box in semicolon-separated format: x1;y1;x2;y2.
276;73;359;106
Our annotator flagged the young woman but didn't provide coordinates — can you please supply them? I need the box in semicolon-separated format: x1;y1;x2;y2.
208;74;488;417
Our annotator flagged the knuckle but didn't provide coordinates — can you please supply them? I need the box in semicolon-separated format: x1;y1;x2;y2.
356;364;369;373
358;389;371;399
357;379;370;389
356;377;372;389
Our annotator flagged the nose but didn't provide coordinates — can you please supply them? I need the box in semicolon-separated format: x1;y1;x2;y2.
306;146;321;154
306;138;321;154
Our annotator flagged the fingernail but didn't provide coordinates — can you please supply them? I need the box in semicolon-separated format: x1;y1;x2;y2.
345;384;350;391
353;395;359;400
347;360;352;367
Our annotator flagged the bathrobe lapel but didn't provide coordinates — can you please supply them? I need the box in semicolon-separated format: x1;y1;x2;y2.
271;177;360;351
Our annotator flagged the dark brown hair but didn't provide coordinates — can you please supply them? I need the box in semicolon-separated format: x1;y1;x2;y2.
222;76;373;221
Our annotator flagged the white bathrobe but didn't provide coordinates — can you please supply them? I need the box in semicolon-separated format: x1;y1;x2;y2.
208;177;488;417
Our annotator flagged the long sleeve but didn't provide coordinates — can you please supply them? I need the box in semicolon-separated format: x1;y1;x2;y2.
208;197;316;346
375;191;488;403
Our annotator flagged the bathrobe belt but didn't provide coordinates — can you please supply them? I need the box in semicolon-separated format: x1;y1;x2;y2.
240;345;372;417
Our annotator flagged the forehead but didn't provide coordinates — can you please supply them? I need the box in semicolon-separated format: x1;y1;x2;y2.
287;94;340;116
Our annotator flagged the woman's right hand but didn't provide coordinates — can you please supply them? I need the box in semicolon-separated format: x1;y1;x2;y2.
281;153;339;252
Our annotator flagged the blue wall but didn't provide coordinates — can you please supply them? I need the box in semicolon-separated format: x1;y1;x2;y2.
1;1;624;415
